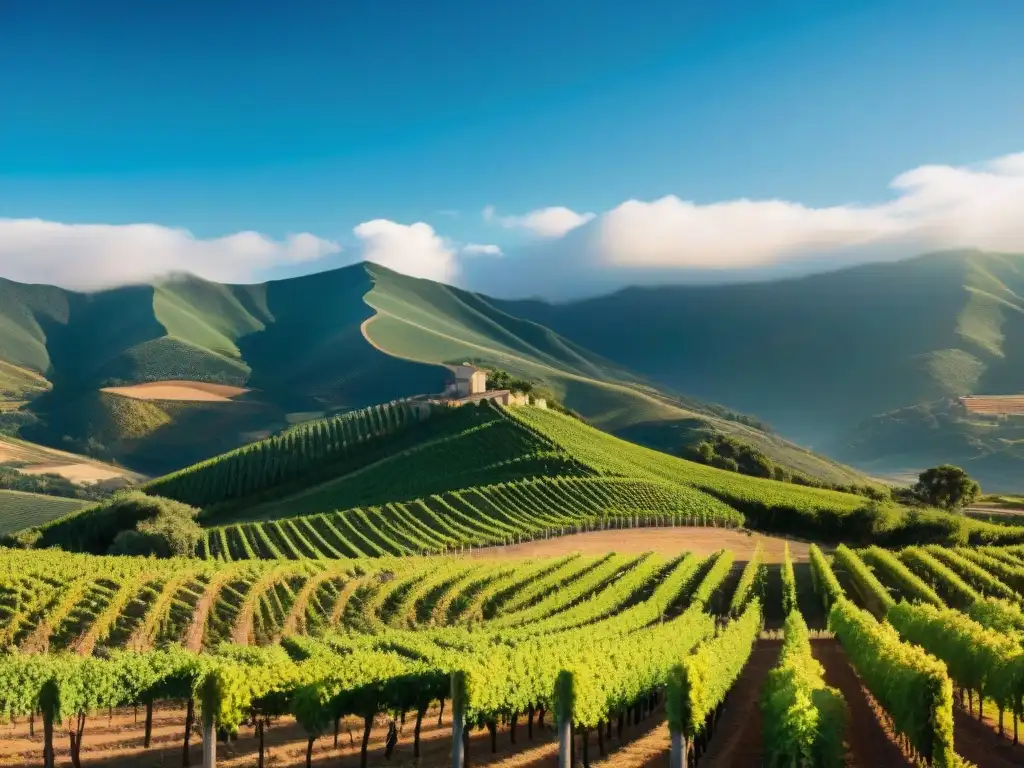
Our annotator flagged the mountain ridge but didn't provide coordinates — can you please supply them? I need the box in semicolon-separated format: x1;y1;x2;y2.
12;250;1019;487
499;249;1024;489
0;262;871;486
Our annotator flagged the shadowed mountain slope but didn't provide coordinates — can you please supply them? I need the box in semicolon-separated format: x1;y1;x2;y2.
500;250;1024;489
0;263;871;484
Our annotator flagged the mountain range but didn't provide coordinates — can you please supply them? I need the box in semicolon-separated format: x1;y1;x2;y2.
504;249;1024;489
2;249;1023;489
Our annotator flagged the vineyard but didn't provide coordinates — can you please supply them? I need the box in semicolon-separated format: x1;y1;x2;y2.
0;536;1022;767
6;403;1024;766
30;401;1024;557
0;490;88;535
143;400;431;509
200;477;742;560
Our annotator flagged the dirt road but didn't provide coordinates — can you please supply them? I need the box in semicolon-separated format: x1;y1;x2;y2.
468;528;810;563
812;638;911;768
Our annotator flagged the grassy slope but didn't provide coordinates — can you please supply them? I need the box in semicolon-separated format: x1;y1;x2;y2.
0;361;50;408
0;489;89;534
0;434;143;481
0;278;71;375
501;250;1024;490
362;264;872;486
236;264;447;411
211;401;867;527
1;267;450;474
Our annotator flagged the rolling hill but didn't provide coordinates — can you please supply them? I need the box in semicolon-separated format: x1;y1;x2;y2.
33;400;1022;558
0;489;90;534
13;396;1024;768
501;250;1024;490
0;264;870;485
0;434;138;532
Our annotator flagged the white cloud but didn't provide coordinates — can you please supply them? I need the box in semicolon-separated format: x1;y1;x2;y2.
352;219;457;282
461;243;503;256
483;204;595;238
0;219;339;290
4;152;1023;300
592;153;1024;272
465;152;1024;299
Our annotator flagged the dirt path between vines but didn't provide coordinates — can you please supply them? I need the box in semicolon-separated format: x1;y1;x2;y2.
953;707;1024;768
184;577;227;652
697;639;780;767
811;639;911;768
0;698;673;768
591;717;670;767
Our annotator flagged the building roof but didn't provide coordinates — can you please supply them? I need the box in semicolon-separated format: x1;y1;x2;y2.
448;363;485;379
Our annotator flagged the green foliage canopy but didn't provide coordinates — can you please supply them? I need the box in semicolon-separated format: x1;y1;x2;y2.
914;465;980;510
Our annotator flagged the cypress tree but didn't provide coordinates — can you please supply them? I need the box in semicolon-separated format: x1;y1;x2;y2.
330;417;342;452
339;417;352;454
228;457;239;498
317;422;328;458
334;418;345;452
296;433;307;472
309;424;320;460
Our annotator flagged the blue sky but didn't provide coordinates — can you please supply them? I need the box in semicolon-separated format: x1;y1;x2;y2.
1;0;1022;296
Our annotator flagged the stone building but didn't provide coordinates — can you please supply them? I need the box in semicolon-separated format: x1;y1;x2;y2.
445;364;488;398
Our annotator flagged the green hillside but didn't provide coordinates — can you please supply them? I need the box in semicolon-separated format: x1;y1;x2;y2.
361;264;872;486
0;264;870;485
200;404;1024;559
502;250;1024;490
0;360;50;410
0;267;449;474
0;489;89;534
34;402;1020;557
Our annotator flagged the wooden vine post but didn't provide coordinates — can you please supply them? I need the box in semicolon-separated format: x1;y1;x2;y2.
451;670;467;768
39;678;59;768
556;671;575;768
666;664;688;768
198;673;219;768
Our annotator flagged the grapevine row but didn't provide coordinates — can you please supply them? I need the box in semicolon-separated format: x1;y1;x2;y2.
761;610;846;767
145;400;424;508
204;475;744;560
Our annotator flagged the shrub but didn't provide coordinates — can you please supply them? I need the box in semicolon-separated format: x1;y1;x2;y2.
714;456;740;472
0;527;42;549
109;506;201;558
36;490;200;554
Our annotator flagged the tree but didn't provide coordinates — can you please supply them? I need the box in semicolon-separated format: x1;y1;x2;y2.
713;456;740;473
484;367;533;394
737;451;775;479
913;464;980;510
694;441;715;464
